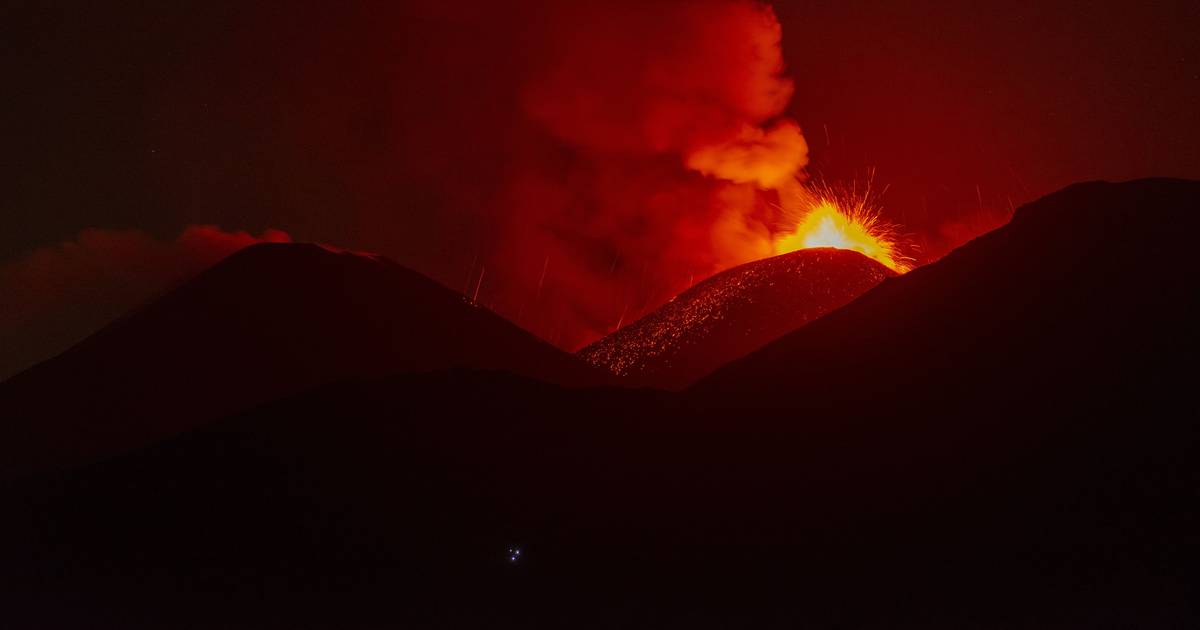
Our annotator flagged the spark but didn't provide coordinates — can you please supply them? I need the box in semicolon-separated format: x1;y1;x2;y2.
615;300;631;331
473;265;486;303
774;182;912;273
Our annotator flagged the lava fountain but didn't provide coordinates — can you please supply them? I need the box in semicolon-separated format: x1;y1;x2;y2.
774;186;912;273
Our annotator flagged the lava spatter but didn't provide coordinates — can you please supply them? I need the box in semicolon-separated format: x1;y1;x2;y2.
578;248;894;389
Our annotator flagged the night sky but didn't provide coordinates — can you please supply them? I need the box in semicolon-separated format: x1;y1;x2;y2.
3;1;1198;374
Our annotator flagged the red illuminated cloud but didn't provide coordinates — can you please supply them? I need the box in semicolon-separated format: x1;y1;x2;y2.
923;207;1015;262
483;1;811;349
686;120;809;189
523;1;797;155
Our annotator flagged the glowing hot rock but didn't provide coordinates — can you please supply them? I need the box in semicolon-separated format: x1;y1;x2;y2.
775;198;911;273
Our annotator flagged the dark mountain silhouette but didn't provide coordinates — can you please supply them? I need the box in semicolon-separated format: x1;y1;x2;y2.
696;178;1199;411
2;179;1198;628
579;248;894;389
0;243;604;480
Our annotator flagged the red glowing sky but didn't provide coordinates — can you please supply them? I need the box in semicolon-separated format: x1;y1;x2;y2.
2;0;1198;360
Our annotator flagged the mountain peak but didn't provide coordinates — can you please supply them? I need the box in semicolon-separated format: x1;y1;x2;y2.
0;243;603;479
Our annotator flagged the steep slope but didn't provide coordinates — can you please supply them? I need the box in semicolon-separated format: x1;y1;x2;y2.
696;178;1200;414
0;243;603;479
579;248;894;389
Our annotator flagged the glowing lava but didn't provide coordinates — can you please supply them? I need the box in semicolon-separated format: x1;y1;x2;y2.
775;197;911;273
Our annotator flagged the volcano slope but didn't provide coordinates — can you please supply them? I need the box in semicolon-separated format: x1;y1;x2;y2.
696;178;1200;409
2;179;1198;628
579;248;895;389
0;243;604;480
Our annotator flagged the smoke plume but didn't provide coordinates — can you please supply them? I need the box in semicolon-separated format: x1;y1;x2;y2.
480;0;810;349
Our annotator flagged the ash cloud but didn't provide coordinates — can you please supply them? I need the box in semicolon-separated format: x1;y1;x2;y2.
5;1;813;359
483;0;810;348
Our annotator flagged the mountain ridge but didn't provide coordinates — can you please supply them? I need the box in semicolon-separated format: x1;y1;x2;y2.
0;241;605;480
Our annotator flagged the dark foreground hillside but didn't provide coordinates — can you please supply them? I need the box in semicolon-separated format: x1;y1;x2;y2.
2;180;1198;628
0;243;603;480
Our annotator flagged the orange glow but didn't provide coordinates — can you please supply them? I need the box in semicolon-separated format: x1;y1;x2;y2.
775;195;911;273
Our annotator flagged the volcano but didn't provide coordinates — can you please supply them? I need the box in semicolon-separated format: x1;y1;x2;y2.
0;243;603;479
1;180;1198;628
580;248;895;389
696;178;1200;410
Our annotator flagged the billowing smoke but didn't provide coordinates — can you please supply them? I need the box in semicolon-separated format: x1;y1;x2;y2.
4;2;815;360
478;0;810;349
686;121;808;189
0;225;289;380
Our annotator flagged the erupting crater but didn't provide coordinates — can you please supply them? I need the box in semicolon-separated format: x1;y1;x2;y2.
775;191;912;273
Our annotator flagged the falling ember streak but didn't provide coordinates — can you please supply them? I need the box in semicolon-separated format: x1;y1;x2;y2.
536;255;549;299
615;301;630;331
473;265;486;303
774;191;912;273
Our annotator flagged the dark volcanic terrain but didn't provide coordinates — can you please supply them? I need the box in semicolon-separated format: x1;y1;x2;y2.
2;179;1198;628
0;243;603;479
